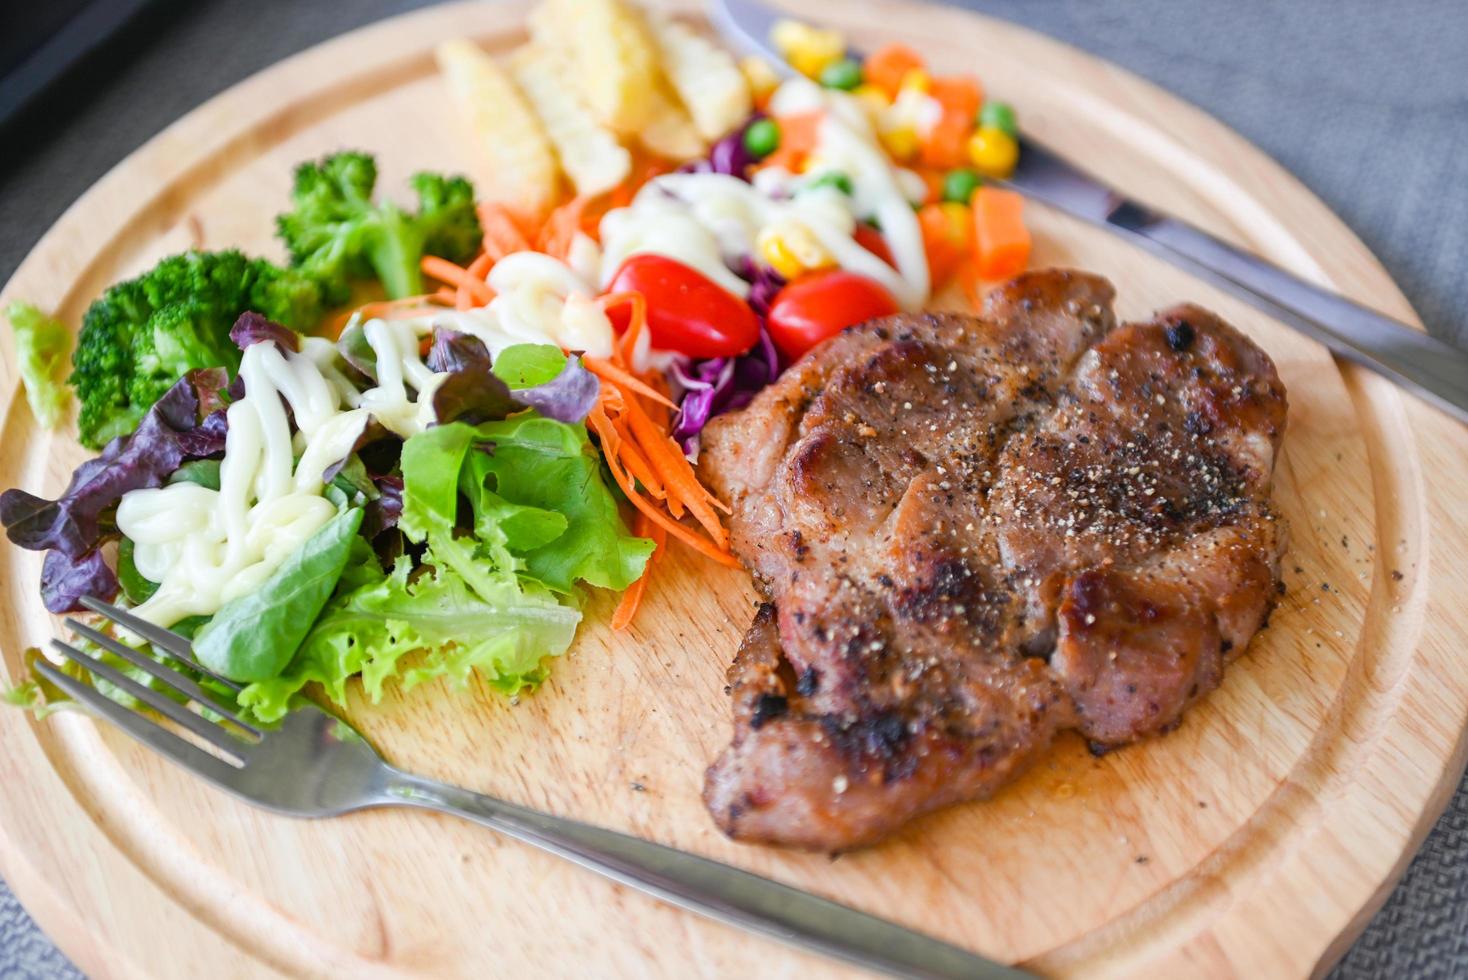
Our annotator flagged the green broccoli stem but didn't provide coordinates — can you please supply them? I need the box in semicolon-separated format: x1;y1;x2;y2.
368;205;427;300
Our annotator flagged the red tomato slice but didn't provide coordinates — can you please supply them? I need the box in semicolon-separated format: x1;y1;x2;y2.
606;254;760;359
767;270;901;361
853;224;897;267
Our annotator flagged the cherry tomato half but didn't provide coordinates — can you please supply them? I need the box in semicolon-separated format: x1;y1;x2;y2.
767;270;901;361
853;224;897;267
606;254;761;359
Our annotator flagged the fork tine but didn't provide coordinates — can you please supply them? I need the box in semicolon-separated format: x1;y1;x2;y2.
65;619;261;736
32;658;244;785
49;640;250;763
80;597;241;692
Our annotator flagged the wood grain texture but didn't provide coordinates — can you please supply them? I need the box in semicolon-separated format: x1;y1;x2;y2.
0;1;1464;976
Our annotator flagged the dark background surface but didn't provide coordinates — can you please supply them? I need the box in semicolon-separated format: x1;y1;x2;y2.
1;1;1465;976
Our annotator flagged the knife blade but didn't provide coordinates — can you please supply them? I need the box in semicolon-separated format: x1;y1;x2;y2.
706;0;1468;425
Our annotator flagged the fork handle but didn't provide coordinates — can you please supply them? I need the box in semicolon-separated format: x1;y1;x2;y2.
378;769;1028;979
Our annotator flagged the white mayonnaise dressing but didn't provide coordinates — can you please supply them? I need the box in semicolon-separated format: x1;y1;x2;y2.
431;251;615;359
117;253;608;627
595;77;930;311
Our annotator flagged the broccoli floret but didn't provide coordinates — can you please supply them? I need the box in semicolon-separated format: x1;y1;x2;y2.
70;249;325;448
276;151;482;302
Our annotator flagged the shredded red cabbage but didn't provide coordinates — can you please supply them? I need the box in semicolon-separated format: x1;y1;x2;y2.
678;113;765;179
670;262;785;456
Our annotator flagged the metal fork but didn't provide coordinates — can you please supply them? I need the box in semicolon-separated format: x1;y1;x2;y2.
33;597;1029;980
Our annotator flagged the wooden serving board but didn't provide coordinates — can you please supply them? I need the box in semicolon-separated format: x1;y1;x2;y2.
2;1;1466;976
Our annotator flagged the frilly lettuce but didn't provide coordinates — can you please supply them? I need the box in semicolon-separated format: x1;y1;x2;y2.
236;414;652;721
237;546;579;722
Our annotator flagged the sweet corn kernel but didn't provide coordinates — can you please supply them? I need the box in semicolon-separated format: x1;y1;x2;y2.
967;126;1019;178
899;68;931;93
770;19;809;56
739;55;782;102
938;201;974;248
788;27;846;79
852;83;891;116
757;222;835;279
880;126;919;161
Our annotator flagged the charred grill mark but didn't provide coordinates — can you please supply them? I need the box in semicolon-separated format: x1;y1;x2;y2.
1165;320;1196;352
750;694;789;730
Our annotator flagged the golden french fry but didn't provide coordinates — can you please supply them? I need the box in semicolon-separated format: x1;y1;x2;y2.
644;11;752;141
637;80;706;161
435;39;561;217
510;44;632;197
530;0;660;135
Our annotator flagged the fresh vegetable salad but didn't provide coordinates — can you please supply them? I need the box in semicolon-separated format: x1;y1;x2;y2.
1;0;1032;722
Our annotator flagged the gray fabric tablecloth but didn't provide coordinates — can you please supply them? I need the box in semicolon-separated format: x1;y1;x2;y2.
0;1;1463;976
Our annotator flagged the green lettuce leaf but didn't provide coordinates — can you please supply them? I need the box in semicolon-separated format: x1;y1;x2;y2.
194;508;364;682
492;343;567;388
465;415;654;593
236;551;579;722
226;413;649;721
5;301;71;430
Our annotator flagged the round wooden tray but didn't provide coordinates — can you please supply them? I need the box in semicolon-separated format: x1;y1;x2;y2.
1;1;1465;976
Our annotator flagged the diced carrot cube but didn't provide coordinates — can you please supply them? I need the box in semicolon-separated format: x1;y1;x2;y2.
864;43;925;99
972;186;1031;279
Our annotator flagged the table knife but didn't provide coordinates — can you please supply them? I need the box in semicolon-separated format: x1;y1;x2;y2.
707;0;1468;425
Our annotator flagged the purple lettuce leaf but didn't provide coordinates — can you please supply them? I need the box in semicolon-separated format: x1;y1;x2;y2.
426;327;489;374
320;415;396;484
192;366;233;417
427;328;518;425
41;548;119;614
512;356;600;423
361;474;404;540
336;322;379;383
230;311;300;352
1;373;226;559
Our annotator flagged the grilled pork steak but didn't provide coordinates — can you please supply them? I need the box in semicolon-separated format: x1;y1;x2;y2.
699;269;1288;850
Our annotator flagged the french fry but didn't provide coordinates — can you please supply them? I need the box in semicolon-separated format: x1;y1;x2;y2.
637;80;706;161
509;44;633;197
529;0;660;135
435;39;561;218
643;11;752;141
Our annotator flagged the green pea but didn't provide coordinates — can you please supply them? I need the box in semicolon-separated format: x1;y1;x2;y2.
742;118;781;159
942;168;983;204
818;58;863;91
977;101;1018;138
806;171;854;195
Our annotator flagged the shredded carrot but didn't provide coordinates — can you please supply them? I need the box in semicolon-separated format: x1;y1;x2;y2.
618;437;667;500
612;513;666;631
421;256;495;307
588;406;740;567
641;371;673;430
434;287;458;305
478;202;534;261
455;253;495;310
537;194;609;259
597;291;648;365
583;357;678;409
610;153;675;208
621;395;729;544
